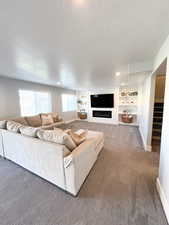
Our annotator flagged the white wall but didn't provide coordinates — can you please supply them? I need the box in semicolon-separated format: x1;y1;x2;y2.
0;76;77;121
138;34;169;221
138;74;155;151
153;35;169;223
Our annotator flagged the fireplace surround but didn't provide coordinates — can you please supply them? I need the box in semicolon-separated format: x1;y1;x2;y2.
92;110;112;118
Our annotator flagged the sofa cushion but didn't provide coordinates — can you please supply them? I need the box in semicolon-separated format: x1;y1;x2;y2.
7;121;22;133
20;126;40;137
12;117;28;126
76;129;104;147
66;129;87;146
0;120;7;129
25;115;42;127
37;128;77;151
75;129;104;156
41;114;54;126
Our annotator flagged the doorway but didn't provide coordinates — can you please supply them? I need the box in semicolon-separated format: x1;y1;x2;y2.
151;61;167;153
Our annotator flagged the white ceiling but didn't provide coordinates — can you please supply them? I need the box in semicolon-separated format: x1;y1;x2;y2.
0;0;169;90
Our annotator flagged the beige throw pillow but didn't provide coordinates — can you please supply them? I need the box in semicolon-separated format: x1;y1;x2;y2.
41;113;60;123
67;130;87;146
41;114;54;126
20;126;39;137
0;120;7;129
50;113;60;123
7;121;22;133
37;128;76;151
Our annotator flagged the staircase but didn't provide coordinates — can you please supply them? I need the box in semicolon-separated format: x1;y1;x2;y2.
152;102;163;141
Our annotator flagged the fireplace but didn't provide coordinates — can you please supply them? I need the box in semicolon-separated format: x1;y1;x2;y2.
92;110;112;118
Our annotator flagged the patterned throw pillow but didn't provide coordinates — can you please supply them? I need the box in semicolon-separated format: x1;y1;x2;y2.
41;114;54;126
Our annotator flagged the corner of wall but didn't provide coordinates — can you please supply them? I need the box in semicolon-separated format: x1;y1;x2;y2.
139;126;152;152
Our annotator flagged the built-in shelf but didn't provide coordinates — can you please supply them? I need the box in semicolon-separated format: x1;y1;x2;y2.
118;87;139;126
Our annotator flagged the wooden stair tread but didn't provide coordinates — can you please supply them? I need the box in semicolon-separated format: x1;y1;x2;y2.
153;128;161;132
152;136;161;140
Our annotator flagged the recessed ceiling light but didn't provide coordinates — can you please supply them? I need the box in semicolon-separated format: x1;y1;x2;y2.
116;72;121;76
73;0;85;6
57;82;61;85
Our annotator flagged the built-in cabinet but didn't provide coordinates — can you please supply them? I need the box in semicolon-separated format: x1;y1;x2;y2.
77;87;139;126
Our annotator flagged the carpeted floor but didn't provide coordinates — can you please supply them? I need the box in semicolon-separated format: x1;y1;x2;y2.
0;121;167;225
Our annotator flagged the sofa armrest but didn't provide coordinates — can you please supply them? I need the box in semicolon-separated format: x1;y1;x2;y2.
64;139;98;196
41;121;65;130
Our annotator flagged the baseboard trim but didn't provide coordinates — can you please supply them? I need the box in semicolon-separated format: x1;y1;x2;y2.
139;127;152;152
146;145;152;152
88;119;119;125
156;178;169;223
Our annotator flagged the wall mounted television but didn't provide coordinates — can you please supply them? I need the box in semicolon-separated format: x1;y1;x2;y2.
90;94;114;108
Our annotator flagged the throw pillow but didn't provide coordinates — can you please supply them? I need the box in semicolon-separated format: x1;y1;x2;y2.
7;121;22;133
37;128;77;151
67;130;87;146
0;120;7;129
64;129;71;134
41;114;54;126
51;113;60;123
20;126;40;137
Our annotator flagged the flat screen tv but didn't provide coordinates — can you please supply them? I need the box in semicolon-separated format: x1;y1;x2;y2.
90;94;114;108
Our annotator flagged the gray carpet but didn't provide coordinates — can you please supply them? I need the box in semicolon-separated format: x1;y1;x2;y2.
0;121;167;225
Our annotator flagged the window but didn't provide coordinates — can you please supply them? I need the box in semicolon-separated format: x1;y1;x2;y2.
62;94;77;112
19;90;52;116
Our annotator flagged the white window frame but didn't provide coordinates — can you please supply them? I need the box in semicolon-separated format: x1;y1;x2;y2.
19;90;52;116
62;94;77;112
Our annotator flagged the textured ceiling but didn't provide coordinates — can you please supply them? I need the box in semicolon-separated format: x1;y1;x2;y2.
0;0;169;90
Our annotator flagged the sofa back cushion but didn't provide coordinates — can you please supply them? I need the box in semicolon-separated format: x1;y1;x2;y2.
0;120;7;129
12;117;28;126
41;114;54;126
37;128;76;151
20;126;40;137
7;121;22;133
25;115;42;127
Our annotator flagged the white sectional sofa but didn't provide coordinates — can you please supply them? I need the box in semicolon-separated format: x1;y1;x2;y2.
0;124;104;196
